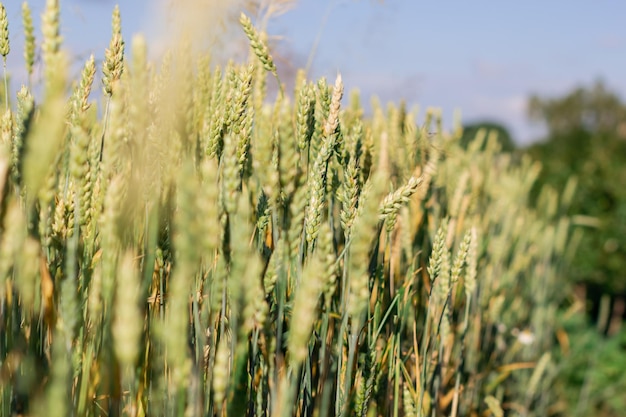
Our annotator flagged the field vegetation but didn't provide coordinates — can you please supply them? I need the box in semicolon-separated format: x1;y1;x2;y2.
0;1;595;416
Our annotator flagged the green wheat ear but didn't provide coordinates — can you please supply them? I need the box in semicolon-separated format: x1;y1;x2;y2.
22;2;35;82
239;12;277;76
0;2;9;109
0;3;9;59
41;0;62;82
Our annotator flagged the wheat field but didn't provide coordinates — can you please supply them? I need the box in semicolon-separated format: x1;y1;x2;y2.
0;2;577;416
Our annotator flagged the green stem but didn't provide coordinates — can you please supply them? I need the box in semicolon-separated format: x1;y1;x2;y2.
3;58;7;110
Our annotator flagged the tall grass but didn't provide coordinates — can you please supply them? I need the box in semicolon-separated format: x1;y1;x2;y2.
0;3;576;416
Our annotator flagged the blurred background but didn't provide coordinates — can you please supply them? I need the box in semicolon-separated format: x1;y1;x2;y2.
4;0;626;144
3;1;626;414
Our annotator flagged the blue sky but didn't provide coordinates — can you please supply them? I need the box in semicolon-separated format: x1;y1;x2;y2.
4;0;626;144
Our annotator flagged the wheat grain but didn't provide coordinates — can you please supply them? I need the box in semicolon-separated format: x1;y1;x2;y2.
102;5;124;96
239;12;277;76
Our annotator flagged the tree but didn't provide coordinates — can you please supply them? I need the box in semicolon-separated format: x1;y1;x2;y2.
528;79;626;138
460;120;516;152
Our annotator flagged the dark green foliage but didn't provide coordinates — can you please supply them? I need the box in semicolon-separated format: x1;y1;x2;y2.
459;121;516;152
526;82;626;294
528;80;626;137
556;312;626;417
